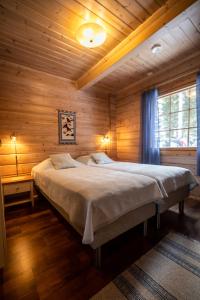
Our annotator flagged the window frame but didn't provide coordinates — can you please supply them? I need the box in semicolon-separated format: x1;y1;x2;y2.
157;84;197;150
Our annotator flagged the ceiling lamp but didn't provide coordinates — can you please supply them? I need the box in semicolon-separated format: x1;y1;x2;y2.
151;44;162;54
76;23;106;48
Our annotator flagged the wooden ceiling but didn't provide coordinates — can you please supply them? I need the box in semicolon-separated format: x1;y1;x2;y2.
0;0;166;79
94;0;200;94
0;0;199;94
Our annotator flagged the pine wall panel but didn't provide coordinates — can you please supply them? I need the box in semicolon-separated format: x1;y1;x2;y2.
0;60;113;177
116;93;141;162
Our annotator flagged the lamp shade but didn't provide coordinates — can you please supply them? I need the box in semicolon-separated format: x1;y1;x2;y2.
76;23;106;48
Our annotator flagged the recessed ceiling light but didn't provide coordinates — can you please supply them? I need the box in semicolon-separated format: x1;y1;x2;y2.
151;44;162;54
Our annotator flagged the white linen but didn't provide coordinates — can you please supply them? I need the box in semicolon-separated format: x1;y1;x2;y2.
91;152;113;164
76;155;95;166
32;162;162;244
90;162;198;197
50;153;83;169
50;153;76;169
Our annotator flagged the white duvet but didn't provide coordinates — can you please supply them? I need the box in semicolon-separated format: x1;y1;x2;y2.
90;162;198;197
32;160;162;244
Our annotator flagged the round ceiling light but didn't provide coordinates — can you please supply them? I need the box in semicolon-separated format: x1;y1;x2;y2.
151;44;162;54
76;23;106;48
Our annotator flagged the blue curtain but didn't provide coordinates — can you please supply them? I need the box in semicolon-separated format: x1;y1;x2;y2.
196;72;200;176
141;88;160;165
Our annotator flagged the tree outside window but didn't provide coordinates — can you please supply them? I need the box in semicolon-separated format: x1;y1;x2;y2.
157;86;197;148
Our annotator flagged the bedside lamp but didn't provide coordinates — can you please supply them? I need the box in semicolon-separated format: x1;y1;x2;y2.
10;133;19;176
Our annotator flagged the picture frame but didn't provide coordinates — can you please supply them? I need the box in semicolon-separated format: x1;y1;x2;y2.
58;110;76;144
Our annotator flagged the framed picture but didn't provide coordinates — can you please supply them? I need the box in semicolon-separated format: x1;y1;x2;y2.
58;110;76;144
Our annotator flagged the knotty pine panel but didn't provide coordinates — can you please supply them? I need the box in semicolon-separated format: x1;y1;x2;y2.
0;60;113;177
116;93;141;162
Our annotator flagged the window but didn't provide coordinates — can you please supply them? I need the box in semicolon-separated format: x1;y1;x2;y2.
157;86;197;148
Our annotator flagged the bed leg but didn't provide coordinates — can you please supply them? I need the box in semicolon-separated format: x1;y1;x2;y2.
156;203;160;230
143;220;148;236
156;212;160;230
94;247;101;268
179;200;185;215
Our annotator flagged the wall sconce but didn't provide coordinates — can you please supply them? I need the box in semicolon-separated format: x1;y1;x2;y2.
101;135;110;153
10;133;19;176
102;136;110;144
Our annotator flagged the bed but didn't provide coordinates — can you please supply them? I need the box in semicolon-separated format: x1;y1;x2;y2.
32;158;163;266
77;154;198;228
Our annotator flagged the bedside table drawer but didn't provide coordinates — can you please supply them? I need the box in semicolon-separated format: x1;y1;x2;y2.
3;182;31;196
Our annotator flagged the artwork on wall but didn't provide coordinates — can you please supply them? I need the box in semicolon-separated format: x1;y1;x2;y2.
58;110;76;144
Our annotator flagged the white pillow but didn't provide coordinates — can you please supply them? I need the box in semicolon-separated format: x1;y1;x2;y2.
72;159;84;167
31;158;53;174
76;155;95;165
49;153;76;170
91;152;113;164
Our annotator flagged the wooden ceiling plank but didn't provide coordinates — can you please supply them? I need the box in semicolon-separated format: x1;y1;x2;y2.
76;0;197;89
99;25;199;91
136;0;164;14
116;51;200;99
0;32;92;70
54;0;125;45
2;0;109;57
0;0;85;51
77;0;132;35
0;30;94;73
159;26;195;63
94;19;200;93
0;45;78;79
0;59;75;86
185;1;200;25
31;0;123;52
0;32;90;80
136;38;176;67
168;25;197;52
126;59;149;71
0;1;105;63
120;44;198;90
159;28;178;47
95;0;141;29
58;0;129;39
0;39;88;77
1;1;120;79
162;0;200;29
116;0;150;22
179;18;200;49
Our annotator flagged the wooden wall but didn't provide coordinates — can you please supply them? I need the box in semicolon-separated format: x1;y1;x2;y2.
0;60;112;177
116;93;141;162
0;57;199;196
116;75;197;173
108;96;117;159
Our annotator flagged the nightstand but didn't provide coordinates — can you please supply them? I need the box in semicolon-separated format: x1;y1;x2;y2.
1;175;34;208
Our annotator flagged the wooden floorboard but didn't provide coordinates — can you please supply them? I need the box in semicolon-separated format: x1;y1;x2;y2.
0;195;200;300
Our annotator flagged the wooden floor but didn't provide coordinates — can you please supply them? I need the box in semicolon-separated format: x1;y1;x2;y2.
0;195;200;300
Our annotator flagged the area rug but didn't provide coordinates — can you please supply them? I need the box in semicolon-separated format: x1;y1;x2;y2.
91;232;200;300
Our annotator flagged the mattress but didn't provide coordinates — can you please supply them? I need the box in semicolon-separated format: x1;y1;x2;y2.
32;159;162;244
90;161;197;197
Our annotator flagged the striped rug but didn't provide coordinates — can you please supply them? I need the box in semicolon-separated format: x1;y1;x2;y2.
91;233;200;300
